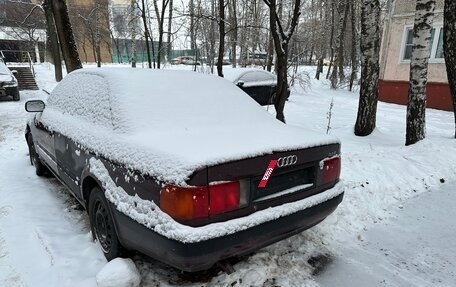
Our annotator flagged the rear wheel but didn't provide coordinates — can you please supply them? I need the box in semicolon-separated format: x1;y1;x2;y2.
89;186;125;261
27;135;48;176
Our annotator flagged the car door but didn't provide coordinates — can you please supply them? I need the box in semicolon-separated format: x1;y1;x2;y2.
32;112;59;173
44;73;111;200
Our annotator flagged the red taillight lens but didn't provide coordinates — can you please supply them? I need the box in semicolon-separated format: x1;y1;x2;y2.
209;181;240;215
322;156;341;184
160;181;248;221
160;185;208;220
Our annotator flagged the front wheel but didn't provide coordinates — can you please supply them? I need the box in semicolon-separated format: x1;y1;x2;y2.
89;186;125;261
27;135;48;176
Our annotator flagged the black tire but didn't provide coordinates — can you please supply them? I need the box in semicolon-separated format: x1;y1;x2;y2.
12;90;20;101
27;135;48;176
89;186;124;261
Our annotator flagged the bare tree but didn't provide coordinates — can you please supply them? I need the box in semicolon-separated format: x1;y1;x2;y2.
443;0;456;138
166;0;174;61
330;0;349;89
348;0;358;91
216;0;226;77
153;0;170;68
354;0;380;136
227;0;238;68
405;0;436;146
263;0;301;123
140;0;152;68
42;0;62;81
0;1;45;62
130;0;139;68
52;0;82;73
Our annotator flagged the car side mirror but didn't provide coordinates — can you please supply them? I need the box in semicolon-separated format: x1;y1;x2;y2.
25;100;45;112
237;81;244;87
11;70;18;76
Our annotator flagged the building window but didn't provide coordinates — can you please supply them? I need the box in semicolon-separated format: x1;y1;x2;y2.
402;26;444;62
435;29;444;59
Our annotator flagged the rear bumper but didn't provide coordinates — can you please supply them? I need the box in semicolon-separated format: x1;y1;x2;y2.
112;191;344;272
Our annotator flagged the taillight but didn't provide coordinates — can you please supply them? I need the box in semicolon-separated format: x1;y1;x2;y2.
160;181;249;221
209;181;240;215
321;156;341;184
160;185;209;220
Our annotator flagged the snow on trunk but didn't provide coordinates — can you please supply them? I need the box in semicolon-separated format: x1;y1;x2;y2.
354;0;380;136
443;0;456;138
405;0;436;146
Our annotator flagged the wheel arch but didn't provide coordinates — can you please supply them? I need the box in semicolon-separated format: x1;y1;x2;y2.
80;171;103;209
25;125;31;142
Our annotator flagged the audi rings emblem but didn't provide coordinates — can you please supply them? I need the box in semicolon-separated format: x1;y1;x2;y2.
277;155;298;167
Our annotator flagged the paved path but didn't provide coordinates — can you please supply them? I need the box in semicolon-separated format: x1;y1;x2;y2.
317;183;456;287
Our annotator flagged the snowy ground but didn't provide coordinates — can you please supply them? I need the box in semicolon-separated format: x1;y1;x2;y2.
0;63;455;287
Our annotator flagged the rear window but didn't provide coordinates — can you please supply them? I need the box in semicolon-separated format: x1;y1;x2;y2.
239;71;275;83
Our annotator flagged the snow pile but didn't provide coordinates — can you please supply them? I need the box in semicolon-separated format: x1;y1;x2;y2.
96;258;140;287
40;68;338;185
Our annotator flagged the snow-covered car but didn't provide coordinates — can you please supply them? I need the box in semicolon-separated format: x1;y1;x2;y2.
223;68;290;105
170;56;200;65
24;68;343;272
0;62;19;101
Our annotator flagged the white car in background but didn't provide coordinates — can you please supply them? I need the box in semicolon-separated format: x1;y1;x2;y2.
0;62;19;101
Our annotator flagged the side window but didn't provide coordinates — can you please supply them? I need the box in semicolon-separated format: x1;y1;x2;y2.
402;28;413;61
46;73;113;127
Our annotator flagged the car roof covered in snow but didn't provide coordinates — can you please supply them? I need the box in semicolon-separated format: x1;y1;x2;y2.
41;68;339;184
222;68;276;84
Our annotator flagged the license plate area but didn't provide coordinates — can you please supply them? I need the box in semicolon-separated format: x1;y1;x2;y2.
250;166;315;202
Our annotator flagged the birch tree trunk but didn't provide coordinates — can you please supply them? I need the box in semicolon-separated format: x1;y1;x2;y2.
51;0;82;73
443;0;456;138
405;0;436;146
130;0;137;68
326;0;335;79
166;0;173;62
330;0;349;89
349;0;358;92
354;0;380;136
